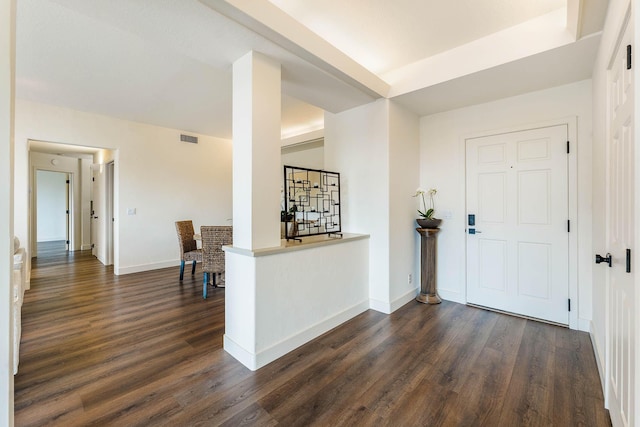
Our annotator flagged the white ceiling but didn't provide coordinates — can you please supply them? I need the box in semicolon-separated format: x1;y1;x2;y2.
268;0;567;75
16;0;609;141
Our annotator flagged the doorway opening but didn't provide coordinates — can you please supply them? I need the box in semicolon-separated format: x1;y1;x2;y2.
28;140;116;268
35;170;71;252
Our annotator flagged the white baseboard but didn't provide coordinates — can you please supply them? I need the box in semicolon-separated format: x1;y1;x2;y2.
589;321;606;394
578;317;591;332
80;244;92;251
225;299;370;371
223;335;256;371
115;259;179;275
370;287;418;314
390;288;419;312
438;288;465;304
369;298;390;314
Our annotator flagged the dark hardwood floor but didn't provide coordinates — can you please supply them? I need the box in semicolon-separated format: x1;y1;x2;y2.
14;241;611;426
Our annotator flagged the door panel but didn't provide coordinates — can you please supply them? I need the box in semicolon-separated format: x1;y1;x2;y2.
91;164;105;262
466;125;569;324
478;173;506;222
478;239;507;292
606;15;635;426
518;170;550;225
517;242;551;300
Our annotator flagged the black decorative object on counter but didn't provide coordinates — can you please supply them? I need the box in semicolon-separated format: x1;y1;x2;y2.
283;165;342;241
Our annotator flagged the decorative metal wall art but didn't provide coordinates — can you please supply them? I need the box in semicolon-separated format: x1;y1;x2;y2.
283;165;341;241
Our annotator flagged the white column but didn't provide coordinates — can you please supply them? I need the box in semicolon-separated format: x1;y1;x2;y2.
0;0;15;424
232;51;281;250
224;51;281;369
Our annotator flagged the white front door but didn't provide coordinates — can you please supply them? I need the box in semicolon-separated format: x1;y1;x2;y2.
466;125;569;324
606;13;635;427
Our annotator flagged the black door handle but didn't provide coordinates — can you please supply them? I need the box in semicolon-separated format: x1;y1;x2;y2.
595;253;612;267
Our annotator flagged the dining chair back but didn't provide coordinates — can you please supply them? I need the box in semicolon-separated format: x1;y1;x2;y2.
175;220;202;280
200;225;232;299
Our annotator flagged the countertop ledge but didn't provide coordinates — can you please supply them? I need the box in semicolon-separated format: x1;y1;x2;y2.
222;233;369;257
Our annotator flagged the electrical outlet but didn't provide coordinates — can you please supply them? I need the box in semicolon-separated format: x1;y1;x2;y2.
408;273;412;284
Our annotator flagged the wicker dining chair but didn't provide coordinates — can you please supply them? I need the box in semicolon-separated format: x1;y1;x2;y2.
200;225;232;299
175;220;202;281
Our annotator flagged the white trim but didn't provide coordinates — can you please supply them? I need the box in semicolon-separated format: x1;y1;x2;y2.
223;335;257;371
115;259;180;276
226;300;369;371
439;288;466;304
461;116;580;329
578;317;591;332
369;287;417;314
368;298;390;313
390;287;419;313
80;244;92;250
589;321;606;393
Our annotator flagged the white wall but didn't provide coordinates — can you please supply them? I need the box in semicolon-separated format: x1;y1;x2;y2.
325;98;420;312
281;140;324;170
224;237;370;370
590;0;632;387
325;99;391;309
420;79;593;329
14;99;233;275
36;170;67;242
388;102;420;307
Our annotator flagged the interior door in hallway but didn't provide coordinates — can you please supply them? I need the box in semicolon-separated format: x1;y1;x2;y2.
466;125;569;324
91;164;104;262
606;14;635;427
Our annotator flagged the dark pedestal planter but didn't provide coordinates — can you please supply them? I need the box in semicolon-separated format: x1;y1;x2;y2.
416;227;441;304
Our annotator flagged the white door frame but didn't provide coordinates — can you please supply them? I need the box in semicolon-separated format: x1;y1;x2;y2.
462;117;579;330
90;160;116;267
105;161;114;266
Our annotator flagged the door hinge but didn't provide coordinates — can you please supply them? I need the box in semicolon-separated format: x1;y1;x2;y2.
567;141;570;153
66;240;70;245
568;299;571;311
91;243;95;249
66;179;70;184
66;210;69;214
627;44;632;70
567;220;570;232
92;177;95;182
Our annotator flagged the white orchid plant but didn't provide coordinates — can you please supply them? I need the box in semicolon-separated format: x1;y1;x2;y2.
413;188;437;219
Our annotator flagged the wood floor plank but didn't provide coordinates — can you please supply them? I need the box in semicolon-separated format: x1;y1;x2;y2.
14;242;611;426
498;321;559;426
442;314;528;426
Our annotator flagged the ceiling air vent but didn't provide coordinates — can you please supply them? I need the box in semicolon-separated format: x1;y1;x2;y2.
180;134;198;144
